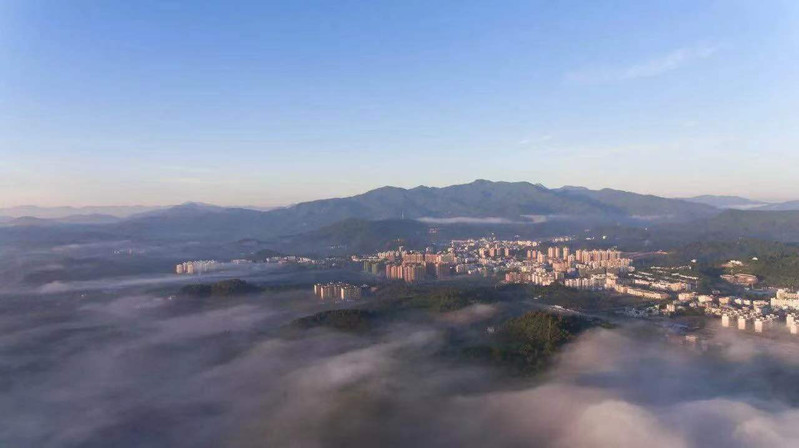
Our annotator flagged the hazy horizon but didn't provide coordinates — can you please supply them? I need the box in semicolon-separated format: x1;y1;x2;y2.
0;178;794;210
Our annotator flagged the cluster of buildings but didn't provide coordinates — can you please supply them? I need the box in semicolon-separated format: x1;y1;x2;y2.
658;287;799;335
175;260;221;275
506;270;561;286
504;246;636;289
360;246;464;283
564;275;607;290
262;255;318;265
514;248;633;282
175;259;264;275
356;237;636;286
361;250;456;283
611;283;672;300
559;271;682;300
591;267;697;301
627;271;694;292
175;255;328;275
719;312;780;333
383;262;451;282
507;259;700;301
312;282;363;301
770;289;799;308
525;247;631;271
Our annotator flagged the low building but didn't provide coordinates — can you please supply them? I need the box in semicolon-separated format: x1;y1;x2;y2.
622;286;671;300
738;316;747;331
721;273;759;287
772;289;799;310
721;314;731;328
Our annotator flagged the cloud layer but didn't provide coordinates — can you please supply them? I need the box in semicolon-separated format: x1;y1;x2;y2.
2;284;799;447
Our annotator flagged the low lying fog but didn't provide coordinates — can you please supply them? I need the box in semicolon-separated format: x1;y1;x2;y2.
3;278;799;448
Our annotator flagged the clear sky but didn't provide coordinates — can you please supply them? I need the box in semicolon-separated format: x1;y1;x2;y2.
2;0;799;207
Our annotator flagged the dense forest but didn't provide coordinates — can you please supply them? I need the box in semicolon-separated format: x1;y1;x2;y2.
640;239;799;289
290;282;605;375
291;309;377;333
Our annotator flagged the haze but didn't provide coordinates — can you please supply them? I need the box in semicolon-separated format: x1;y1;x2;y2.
5;2;799;448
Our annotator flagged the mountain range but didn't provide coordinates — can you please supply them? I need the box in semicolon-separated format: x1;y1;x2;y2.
6;180;799;252
0;205;165;219
95;180;718;240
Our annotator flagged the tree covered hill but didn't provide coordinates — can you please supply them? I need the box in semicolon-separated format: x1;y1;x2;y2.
659;210;799;243
289;283;604;375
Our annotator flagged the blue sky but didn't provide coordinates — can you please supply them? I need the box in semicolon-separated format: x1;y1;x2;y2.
2;0;799;206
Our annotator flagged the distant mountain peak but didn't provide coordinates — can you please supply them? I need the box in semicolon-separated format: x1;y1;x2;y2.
175;201;221;209
556;185;588;192
365;185;408;194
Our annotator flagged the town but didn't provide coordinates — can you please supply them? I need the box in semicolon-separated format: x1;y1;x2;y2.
174;236;799;337
357;237;799;336
358;237;640;289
